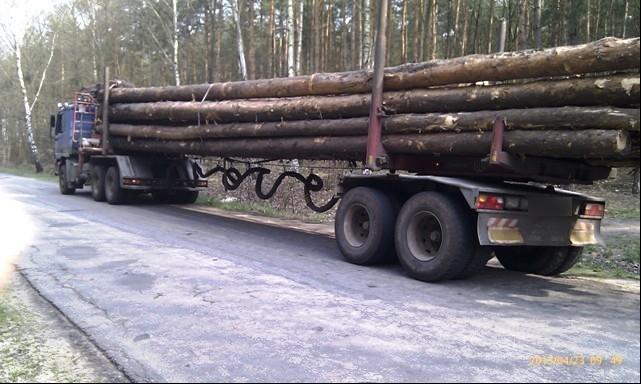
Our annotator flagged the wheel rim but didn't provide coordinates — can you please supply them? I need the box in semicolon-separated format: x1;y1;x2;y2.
407;211;443;262
344;203;371;247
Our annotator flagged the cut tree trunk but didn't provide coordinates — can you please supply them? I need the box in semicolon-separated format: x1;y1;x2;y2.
109;129;629;161
108;37;640;102
102;107;640;140
109;75;640;124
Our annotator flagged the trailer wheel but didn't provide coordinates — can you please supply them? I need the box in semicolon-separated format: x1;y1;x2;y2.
395;192;474;282
58;163;75;195
549;247;583;275
456;244;493;279
91;165;107;202
335;187;396;265
495;246;581;276
105;166;126;205
176;190;199;204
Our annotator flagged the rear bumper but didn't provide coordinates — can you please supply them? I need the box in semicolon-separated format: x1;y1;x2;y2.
477;212;603;247
122;177;207;190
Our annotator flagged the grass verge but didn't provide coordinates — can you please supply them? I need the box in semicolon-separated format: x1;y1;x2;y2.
570;236;640;280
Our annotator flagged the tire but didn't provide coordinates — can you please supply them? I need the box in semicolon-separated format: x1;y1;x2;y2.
335;187;396;265
176;190;199;204
549;247;584;275
104;166;126;205
495;246;583;276
151;190;170;203
91;165;107;202
395;192;475;282
456;244;493;280
58;163;75;195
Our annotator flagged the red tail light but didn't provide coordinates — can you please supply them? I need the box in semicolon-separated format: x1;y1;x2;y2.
476;194;504;210
581;202;605;218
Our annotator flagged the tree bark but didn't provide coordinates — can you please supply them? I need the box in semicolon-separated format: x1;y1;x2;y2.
109;129;630;161
103;107;640;140
109;75;640;124
109;37;641;103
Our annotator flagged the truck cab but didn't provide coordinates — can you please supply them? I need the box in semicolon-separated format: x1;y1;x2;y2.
51;93;206;204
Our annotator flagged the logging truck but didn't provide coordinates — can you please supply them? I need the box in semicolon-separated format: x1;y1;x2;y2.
50;3;639;281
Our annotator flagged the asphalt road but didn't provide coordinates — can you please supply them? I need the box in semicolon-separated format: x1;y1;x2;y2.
1;173;639;382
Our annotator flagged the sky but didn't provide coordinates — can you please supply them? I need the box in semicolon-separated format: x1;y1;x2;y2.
0;0;67;39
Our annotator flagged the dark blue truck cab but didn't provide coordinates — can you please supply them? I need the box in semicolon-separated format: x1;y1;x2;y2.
51;93;206;204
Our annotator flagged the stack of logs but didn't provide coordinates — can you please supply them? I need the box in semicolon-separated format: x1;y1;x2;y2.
103;37;640;168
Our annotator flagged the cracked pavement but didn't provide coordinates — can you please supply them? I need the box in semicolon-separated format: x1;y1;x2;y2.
1;173;639;382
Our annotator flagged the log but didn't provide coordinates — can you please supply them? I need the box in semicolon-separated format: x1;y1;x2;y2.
103;107;640;140
109;75;640;124
109;37;640;102
109;129;630;161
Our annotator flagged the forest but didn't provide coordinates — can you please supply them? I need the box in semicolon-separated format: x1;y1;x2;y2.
0;0;639;170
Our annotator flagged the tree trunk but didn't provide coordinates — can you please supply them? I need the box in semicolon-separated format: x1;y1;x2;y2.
486;0;494;53
172;0;180;85
104;107;640;140
586;0;591;42
534;0;542;48
109;129;630;161
269;0;276;77
109;38;640;103
362;0;372;68
109;75;640;124
622;0;629;38
517;0;529;50
287;0;296;77
231;0;248;80
430;0;438;59
247;0;256;79
296;0;304;74
13;34;55;172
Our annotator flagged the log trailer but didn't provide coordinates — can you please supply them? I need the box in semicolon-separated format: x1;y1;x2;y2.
51;0;616;282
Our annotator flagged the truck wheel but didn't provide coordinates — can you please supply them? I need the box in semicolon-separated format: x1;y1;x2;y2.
335;187;396;265
176;190;199;204
456;244;493;280
549;247;583;275
151;190;170;203
58;163;75;195
105;166;126;205
495;246;581;276
91;165;107;202
395;192;474;282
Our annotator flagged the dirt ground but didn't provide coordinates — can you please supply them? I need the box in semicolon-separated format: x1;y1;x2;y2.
0;269;127;383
